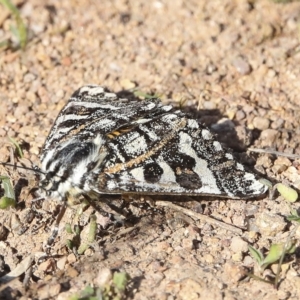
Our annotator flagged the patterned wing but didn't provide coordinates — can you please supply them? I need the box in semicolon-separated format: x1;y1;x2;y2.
41;85;172;161
91;111;267;199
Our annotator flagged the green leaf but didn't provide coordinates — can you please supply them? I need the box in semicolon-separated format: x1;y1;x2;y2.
0;196;16;209
66;239;73;249
65;223;73;234
0;175;16;209
276;183;298;202
258;178;273;190
113;272;129;292
261;241;296;270
286;215;300;222
88;214;97;243
133;90;161;99
8;137;23;158
74;225;81;236
77;243;88;255
0;175;16;204
0;0;27;49
80;285;95;297
248;245;264;264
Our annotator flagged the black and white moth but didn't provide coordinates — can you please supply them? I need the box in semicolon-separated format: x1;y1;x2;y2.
38;84;267;202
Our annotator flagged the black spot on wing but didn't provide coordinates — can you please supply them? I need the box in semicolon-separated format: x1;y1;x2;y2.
144;162;163;183
164;151;197;170
175;171;202;189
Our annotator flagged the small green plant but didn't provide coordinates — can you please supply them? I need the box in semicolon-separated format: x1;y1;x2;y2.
0;0;27;50
133;90;161;99
275;183;298;202
77;214;97;255
0;175;16;209
248;239;296;288
69;271;129;300
65;214;97;254
8;137;24;158
287;209;300;223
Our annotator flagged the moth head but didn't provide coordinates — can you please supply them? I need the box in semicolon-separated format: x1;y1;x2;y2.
39;135;107;201
38;171;65;200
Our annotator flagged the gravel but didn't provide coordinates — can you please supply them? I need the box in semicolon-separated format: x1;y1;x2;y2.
1;0;300;299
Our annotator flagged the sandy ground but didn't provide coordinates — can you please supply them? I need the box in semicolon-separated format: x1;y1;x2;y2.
1;0;300;299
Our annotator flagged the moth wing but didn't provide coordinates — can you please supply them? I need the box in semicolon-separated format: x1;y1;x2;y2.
41;85;171;159
95;113;267;199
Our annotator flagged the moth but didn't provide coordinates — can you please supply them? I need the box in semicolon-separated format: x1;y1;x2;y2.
38;84;268;204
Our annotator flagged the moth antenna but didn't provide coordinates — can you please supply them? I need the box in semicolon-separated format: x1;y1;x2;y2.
0;162;46;175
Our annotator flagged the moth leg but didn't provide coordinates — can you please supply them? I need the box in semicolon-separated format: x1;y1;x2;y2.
43;203;67;253
84;194;128;226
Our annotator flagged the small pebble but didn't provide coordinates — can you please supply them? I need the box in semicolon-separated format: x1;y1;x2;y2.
222;262;247;284
255;212;286;236
235;110;246;121
230;236;248;253
259;129;279;147
232;56;251;75
253;116;270;130
95;268;113;287
120;79;136;89
243;255;253;266
37;283;61;300
56;256;67;270
23;73;36;83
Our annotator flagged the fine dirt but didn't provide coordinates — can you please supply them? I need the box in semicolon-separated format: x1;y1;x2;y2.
1;0;300;299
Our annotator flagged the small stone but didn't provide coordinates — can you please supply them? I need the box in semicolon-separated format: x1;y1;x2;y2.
222;262;247;284
156;241;170;251
253;116;270;130
177;278;208;300
277;290;291;300
56;256;67;270
272;164;288;174
181;238;192;249
274;157;292;167
259;129;279;147
84;248;94;256
204;254;214;263
226;107;237;120
271;118;284;129
37;283;61;300
67;253;76;264
235;110;246;121
182;67;193;76
120;79;136;89
206;63;217;74
55;89;65;99
23;73;36;83
245;204;258;216
65;265;79;278
231;252;243;262
61;57;72;66
283;166;300;187
230;236;248;253
243;255;253;266
255;212;286;236
271;263;290;278
202;100;217;110
95;268;113;287
38;259;55;273
256;155;273;169
232;56;251;75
